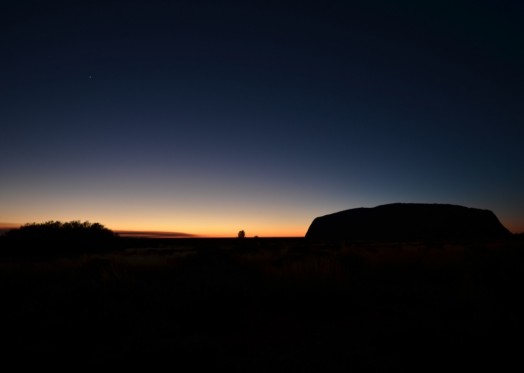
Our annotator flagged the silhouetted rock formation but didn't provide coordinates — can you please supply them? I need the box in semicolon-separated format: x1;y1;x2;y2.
305;203;512;241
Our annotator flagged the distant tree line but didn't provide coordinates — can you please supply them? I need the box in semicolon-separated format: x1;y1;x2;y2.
2;220;116;240
0;220;120;257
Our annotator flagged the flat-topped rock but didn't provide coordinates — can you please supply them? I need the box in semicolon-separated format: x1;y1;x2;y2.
305;203;512;241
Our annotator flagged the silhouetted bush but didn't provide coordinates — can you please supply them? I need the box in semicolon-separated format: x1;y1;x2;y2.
0;220;120;257
2;220;115;240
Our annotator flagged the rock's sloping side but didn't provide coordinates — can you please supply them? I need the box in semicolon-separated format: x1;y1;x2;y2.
305;203;512;241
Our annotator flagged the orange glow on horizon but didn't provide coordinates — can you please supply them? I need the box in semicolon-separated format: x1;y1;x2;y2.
0;222;307;238
114;229;305;238
1;215;522;237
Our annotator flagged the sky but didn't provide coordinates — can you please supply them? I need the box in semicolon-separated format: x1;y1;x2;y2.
1;0;523;236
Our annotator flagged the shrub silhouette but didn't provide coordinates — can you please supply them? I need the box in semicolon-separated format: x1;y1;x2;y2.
1;220;119;257
3;220;115;240
238;230;245;239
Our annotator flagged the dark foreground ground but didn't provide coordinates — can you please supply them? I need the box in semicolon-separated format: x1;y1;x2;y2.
1;237;523;371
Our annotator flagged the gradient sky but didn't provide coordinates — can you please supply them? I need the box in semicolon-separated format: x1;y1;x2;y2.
1;0;523;236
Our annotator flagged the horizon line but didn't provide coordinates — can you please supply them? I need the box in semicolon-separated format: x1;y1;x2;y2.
0;224;303;238
1;221;522;236
115;231;304;239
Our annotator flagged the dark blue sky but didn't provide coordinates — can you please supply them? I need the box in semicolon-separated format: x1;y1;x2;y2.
1;0;523;235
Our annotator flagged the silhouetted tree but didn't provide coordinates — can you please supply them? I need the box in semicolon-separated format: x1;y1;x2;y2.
1;220;119;257
3;220;116;240
238;230;245;239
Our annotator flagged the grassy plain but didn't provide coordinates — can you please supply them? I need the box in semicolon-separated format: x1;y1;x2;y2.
1;237;523;371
